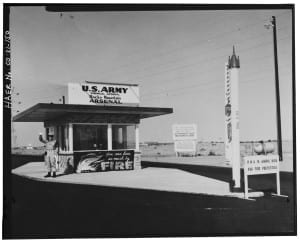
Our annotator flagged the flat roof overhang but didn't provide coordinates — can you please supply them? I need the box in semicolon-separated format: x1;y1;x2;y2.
13;103;173;122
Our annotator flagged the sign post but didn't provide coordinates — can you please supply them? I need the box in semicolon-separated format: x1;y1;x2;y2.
243;155;280;199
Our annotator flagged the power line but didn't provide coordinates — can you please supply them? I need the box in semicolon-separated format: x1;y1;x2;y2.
13;85;64;94
142;64;291;101
134;32;289;82
138;34;291;90
80;14;233;68
140;50;282;98
92;12;291;81
19;36;288;103
15;34;290;105
17;94;64;102
141;63;291;102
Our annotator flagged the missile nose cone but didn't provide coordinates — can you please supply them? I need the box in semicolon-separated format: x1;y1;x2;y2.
228;45;240;69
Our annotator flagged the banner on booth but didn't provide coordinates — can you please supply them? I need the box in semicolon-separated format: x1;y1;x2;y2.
75;150;134;173
68;83;140;106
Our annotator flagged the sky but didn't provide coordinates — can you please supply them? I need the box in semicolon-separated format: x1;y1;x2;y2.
10;6;293;146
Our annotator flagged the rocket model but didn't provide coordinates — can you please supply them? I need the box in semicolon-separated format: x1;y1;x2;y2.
225;46;241;189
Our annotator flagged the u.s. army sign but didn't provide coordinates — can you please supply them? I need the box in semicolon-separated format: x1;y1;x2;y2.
68;82;140;106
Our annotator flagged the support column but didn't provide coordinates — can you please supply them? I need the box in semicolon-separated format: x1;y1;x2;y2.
276;171;281;195
134;124;141;169
65;125;69;151
45;128;48;141
68;123;73;152
108;124;112;150
135;124;140;151
58;126;62;151
123;126;127;148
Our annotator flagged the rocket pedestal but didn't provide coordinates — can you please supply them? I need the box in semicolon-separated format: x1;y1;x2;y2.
225;47;241;190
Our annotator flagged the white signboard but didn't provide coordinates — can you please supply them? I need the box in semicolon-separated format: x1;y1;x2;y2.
67;83;140;106
243;155;280;199
172;124;197;156
244;155;279;176
172;124;197;140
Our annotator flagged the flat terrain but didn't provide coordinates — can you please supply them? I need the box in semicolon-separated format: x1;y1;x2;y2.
4;162;295;238
5;140;295;238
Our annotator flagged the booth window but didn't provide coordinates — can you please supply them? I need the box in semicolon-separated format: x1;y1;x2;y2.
73;125;108;151
112;125;135;149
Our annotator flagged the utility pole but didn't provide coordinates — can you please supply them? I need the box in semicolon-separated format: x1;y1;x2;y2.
271;16;283;161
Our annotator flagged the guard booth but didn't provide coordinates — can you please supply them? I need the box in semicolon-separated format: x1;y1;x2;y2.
13;82;173;173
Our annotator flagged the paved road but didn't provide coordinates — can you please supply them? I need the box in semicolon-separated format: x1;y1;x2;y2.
4;169;295;238
12;162;263;198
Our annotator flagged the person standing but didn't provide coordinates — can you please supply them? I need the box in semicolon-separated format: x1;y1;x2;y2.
39;132;58;178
